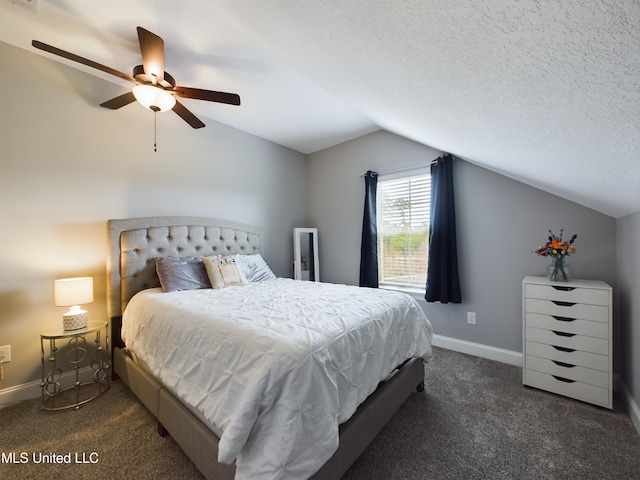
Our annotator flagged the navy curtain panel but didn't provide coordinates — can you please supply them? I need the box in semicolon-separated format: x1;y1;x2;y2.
425;154;462;303
359;170;379;288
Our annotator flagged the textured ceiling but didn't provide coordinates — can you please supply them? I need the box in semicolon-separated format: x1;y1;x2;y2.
2;0;639;217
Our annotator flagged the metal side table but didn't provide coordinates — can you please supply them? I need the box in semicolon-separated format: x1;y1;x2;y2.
40;321;110;411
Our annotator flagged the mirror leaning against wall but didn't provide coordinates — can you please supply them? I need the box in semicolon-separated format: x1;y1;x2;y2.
293;228;319;281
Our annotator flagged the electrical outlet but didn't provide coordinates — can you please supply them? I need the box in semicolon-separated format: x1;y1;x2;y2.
0;345;11;363
467;312;476;325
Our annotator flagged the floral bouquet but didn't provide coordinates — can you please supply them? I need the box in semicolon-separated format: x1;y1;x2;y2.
533;229;577;281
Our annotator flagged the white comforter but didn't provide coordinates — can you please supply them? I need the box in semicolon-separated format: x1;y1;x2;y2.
122;278;432;479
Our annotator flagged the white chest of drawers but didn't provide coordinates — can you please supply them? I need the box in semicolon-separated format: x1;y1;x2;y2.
522;276;612;409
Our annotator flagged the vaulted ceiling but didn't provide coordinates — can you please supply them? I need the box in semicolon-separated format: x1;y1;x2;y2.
2;0;639;217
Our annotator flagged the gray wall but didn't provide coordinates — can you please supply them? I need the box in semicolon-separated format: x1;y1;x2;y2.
308;130;617;354
2;38;633;414
0;41;307;390
616;213;640;410
307;130;442;283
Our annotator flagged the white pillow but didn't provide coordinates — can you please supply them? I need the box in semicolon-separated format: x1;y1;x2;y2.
202;255;248;289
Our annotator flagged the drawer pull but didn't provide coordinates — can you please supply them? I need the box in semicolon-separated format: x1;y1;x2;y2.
552;330;576;337
552;360;575;368
552;315;575;322
552;300;576;307
552;375;576;383
552;345;576;353
552;286;575;292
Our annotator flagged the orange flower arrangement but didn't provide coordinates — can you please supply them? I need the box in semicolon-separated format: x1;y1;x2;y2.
533;229;577;258
533;229;577;281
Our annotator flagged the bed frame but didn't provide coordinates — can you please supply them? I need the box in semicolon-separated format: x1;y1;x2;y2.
107;216;425;480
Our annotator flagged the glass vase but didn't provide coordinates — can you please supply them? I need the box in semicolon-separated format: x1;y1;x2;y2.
547;257;571;282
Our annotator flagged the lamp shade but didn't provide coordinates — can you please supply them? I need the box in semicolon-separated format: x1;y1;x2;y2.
54;277;93;307
55;277;93;330
132;84;176;112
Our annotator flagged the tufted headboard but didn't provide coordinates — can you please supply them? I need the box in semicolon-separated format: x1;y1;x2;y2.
106;216;263;320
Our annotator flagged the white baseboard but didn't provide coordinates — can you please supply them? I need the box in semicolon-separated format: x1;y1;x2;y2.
432;334;523;367
4;335;640;439
2;335;522;408
0;337;521;409
618;378;640;437
0;378;41;409
0;367;96;409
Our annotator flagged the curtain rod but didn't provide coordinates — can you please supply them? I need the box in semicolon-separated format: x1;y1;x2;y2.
359;157;442;178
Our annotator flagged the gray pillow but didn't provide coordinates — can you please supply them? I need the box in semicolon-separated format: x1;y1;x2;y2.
239;254;276;282
155;257;211;292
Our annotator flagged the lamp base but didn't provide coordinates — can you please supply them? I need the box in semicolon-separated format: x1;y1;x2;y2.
63;310;88;331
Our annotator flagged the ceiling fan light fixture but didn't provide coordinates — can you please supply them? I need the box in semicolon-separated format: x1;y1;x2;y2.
132;84;176;112
32;27;240;130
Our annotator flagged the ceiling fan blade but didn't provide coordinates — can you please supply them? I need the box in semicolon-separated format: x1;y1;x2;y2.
173;86;241;106
173;100;205;129
32;40;136;84
100;92;137;109
137;27;165;83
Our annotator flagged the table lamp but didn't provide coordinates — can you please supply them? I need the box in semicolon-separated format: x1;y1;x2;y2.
54;277;94;330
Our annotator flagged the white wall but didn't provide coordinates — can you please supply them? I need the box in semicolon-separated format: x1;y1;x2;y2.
0;41;307;391
308;131;617;354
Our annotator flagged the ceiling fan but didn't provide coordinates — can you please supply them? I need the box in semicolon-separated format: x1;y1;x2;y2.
32;26;241;130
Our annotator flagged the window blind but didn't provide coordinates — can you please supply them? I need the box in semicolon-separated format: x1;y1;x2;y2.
377;172;430;291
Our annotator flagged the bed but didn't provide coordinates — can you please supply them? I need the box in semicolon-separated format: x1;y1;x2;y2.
107;216;432;480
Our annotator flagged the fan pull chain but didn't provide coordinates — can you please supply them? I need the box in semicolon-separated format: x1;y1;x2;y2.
151;106;160;152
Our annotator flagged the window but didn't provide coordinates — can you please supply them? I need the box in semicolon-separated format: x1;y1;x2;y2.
377;169;430;293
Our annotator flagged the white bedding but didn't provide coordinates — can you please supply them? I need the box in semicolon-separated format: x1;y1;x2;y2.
122;278;433;480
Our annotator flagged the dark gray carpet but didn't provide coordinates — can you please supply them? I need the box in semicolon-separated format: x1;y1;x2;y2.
1;347;638;479
344;347;640;480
